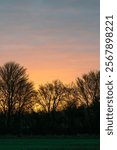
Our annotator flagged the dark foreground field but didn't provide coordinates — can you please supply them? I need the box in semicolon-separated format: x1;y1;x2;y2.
0;136;99;150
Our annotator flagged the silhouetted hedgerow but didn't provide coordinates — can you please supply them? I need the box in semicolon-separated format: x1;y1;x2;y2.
0;62;100;135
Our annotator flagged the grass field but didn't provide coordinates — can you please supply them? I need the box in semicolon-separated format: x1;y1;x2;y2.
0;137;100;150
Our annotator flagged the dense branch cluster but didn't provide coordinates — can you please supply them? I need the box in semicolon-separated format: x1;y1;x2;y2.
0;62;100;135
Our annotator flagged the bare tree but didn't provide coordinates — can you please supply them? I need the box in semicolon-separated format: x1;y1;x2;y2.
37;80;67;113
76;71;100;107
75;71;100;131
0;62;36;128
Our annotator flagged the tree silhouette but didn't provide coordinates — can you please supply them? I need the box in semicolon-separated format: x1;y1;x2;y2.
0;62;36;130
0;63;100;135
76;71;100;107
37;80;67;113
75;71;100;132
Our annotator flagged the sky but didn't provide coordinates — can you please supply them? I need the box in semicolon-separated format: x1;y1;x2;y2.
0;0;100;88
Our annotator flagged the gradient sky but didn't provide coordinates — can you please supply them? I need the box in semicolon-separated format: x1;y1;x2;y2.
0;0;99;88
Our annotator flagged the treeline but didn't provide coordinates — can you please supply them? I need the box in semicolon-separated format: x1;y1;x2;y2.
0;62;100;135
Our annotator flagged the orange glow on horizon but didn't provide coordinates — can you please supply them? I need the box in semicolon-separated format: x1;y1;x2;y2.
27;52;99;89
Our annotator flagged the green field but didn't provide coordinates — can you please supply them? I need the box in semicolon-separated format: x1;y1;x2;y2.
0;137;100;150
